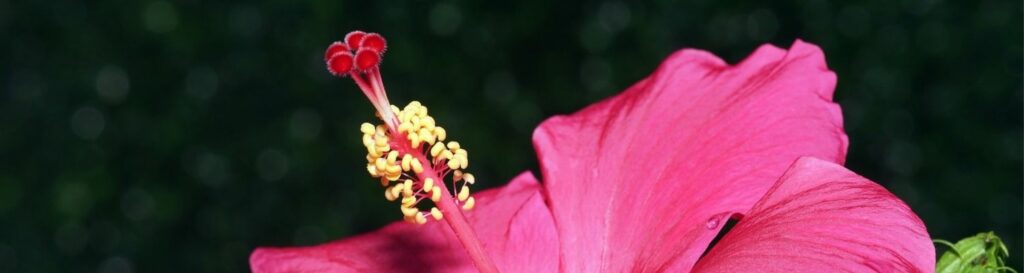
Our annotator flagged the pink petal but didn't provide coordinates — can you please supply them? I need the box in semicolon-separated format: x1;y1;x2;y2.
532;40;849;272
250;172;558;273
693;157;934;273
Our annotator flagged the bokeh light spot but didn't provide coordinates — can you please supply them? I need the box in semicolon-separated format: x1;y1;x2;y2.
121;188;155;221
95;65;130;104
184;66;219;101
256;149;289;182
195;152;231;187
70;106;105;140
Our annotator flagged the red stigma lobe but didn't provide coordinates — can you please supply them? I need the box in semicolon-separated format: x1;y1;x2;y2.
324;41;350;61
360;33;387;53
327;51;354;76
345;31;367;49
355;48;381;70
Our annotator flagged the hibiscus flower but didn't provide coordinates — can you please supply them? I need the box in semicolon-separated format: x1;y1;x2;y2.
250;32;935;273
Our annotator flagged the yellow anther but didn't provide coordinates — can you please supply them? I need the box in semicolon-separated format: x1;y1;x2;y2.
447;157;461;170
375;145;390;155
431;186;442;202
366;164;378;177
406;101;422;110
419;129;436;145
417;106;428;117
454;170;463;181
458;185;470;202
390;105;401;114
375;158;387;172
411;159;424;174
410;116;421;128
422;116;436;130
456;154;468;169
408;133;421;148
401;154;413;171
360;123;375;134
398;122;412;133
386;151;399;164
446;141;460;150
430;207;443;220
390;185;404;199
402;179;414;197
423;178;434;192
462;197;475;210
400;111;412;124
435;127;447;141
367;147;380;159
401;205;419;217
464;173;475;184
386;165;402;176
401;195;416;206
384;187;397;201
430;142;445;157
415;212;427;224
440;149;454;160
455;148;467;158
362;134;374;147
374;135;388;147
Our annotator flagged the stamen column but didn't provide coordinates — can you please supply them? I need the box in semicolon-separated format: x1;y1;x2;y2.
327;30;500;273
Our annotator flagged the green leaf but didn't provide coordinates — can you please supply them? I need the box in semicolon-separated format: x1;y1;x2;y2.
936;232;1017;273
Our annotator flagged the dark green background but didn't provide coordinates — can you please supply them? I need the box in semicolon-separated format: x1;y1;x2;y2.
1;0;1020;272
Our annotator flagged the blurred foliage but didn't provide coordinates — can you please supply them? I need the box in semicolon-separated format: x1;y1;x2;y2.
0;0;1020;272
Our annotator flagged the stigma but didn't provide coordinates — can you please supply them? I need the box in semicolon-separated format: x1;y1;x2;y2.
327;31;477;224
325;31;398;128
